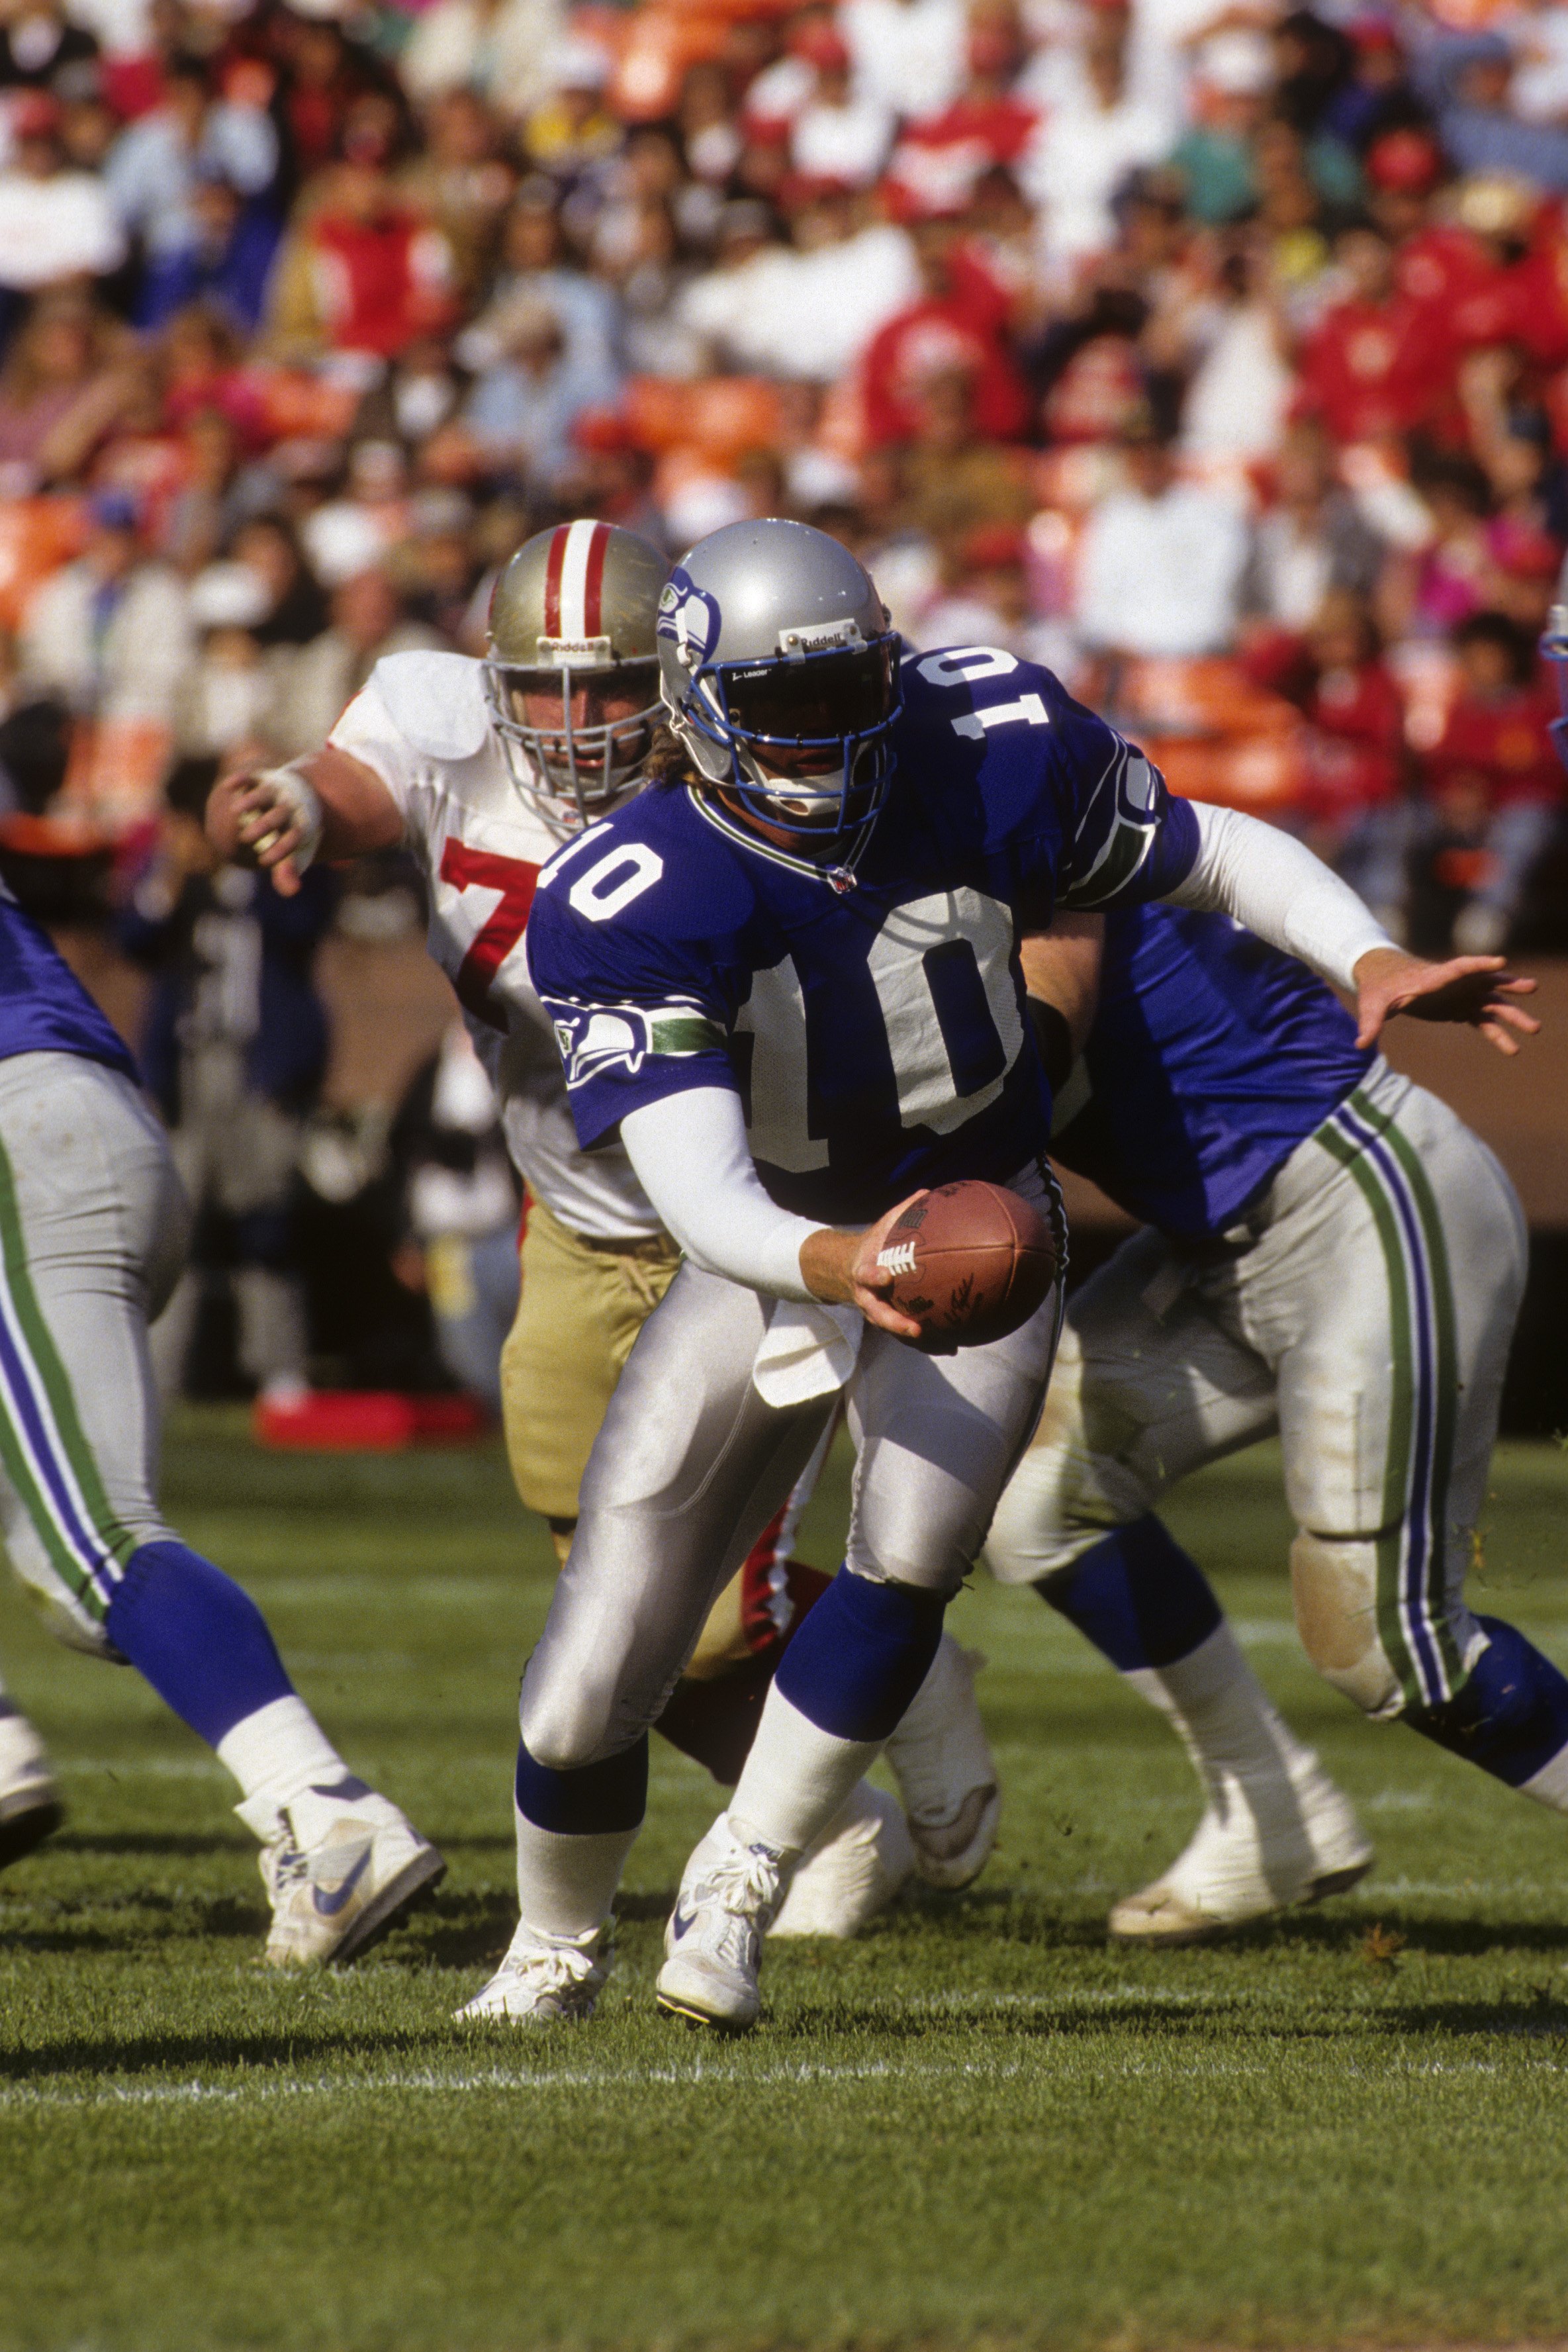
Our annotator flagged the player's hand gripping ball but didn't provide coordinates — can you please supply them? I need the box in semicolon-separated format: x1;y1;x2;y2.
874;1182;1057;1352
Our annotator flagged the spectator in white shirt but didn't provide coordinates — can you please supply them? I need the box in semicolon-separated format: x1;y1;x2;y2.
21;493;194;724
841;0;966;123
790;26;894;191
0;91;124;291
1075;423;1250;658
1021;2;1174;266
678;189;917;383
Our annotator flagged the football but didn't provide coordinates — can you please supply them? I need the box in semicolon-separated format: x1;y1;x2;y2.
873;1180;1058;1352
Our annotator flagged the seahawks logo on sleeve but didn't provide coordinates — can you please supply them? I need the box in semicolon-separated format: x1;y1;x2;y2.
1056;737;1168;910
547;997;727;1089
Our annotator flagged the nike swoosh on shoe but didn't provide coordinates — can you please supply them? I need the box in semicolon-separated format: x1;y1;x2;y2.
670;1906;698;1941
311;1844;374;1918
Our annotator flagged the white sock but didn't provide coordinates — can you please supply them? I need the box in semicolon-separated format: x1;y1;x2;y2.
0;1682;52;1790
514;1799;639;1940
728;1683;880;1856
1522;1742;1568;1814
884;1632;993;1826
219;1695;353;1833
1125;1622;1319;1801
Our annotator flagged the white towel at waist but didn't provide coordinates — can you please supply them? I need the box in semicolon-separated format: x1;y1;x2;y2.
751;1297;864;1407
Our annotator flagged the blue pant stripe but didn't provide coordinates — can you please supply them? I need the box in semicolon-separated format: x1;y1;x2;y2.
0;1248;118;1609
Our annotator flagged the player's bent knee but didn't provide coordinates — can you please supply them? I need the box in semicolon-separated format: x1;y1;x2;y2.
1289;1530;1402;1717
518;1671;646;1773
985;1448;1125;1585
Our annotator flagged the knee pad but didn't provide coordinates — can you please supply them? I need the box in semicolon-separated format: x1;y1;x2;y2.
1289;1530;1402;1718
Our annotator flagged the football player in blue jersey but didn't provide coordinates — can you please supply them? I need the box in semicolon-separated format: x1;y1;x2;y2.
0;878;442;1961
483;516;1534;2031
988;898;1556;1942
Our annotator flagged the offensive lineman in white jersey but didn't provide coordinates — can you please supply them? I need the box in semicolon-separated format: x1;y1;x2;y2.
207;520;1000;1968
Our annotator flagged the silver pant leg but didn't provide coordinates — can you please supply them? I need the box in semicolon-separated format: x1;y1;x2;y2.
0;1055;191;1655
845;1282;1062;1595
518;1262;833;1769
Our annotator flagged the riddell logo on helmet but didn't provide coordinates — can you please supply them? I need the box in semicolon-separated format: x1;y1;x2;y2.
778;618;862;654
536;634;614;667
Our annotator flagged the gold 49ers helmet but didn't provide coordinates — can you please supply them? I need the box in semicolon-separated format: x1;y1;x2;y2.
483;519;669;837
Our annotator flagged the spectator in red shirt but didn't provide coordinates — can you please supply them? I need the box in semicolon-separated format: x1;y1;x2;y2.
860;214;1029;447
1422;608;1563;951
1244;587;1412;925
266;102;459;360
1297;224;1455;444
882;17;1037;226
1364;129;1517;404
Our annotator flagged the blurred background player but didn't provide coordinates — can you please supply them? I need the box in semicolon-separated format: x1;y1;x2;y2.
393;1015;522;1416
207;518;1001;1963
988;897;1549;1942
119;755;335;1407
0;874;441;1963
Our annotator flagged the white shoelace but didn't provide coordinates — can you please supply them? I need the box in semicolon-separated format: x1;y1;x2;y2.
692;1845;780;1961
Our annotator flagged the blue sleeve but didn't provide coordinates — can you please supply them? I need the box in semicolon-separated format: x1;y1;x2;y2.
524;837;742;1152
1050;709;1199;910
907;653;1200;916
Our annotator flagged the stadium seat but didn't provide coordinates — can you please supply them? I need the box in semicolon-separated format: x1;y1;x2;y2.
0;498;91;632
623;375;785;462
1115;658;1309;816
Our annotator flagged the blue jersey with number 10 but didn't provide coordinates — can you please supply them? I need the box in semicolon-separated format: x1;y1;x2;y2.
526;646;1200;1226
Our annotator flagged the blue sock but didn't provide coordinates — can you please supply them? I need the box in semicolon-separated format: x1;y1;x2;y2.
1037;1516;1222;1671
1407;1616;1568;1789
773;1568;945;1742
514;1733;648;1835
104;1540;296;1748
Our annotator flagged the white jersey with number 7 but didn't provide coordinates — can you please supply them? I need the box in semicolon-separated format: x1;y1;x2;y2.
328;647;661;1243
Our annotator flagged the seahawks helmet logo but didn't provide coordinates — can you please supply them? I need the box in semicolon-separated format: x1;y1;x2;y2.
657;570;721;669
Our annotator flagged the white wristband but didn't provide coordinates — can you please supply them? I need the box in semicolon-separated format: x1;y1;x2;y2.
252;764;323;872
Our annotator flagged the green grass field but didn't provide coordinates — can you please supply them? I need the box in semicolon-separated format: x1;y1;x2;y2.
4;1413;1568;2352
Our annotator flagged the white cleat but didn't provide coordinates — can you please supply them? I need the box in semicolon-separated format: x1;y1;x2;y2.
769;1781;915;1938
656;1814;786;2032
1109;1756;1373;1945
456;1920;610;2024
0;1709;62;1869
246;1781;445;1967
883;1637;1000;1889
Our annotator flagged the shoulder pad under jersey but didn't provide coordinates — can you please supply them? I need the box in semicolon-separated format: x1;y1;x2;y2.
369;650;490;762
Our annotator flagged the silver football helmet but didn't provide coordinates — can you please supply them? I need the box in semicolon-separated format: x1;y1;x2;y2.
655;518;901;852
484;520;669;837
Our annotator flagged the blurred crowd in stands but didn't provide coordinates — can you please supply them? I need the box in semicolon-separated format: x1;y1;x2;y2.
5;0;1568;1393
5;0;1568;948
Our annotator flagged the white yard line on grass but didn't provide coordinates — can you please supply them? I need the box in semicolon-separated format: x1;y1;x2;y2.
2;2046;1561;2116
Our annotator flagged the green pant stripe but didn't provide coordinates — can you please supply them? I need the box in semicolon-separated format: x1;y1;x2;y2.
1316;1118;1425;1708
1357;1093;1465;1696
0;1128;136;1605
0;1340;93;1602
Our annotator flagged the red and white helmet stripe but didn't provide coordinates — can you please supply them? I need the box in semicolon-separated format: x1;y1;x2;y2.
542;518;611;642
